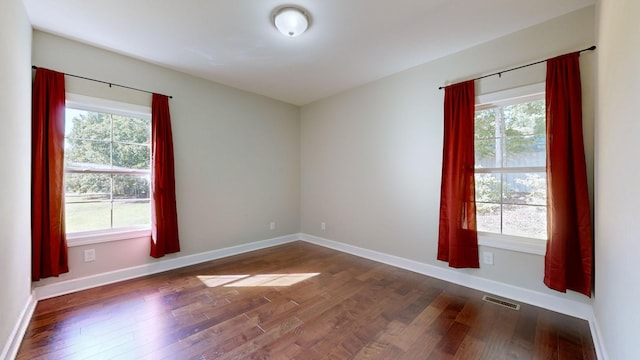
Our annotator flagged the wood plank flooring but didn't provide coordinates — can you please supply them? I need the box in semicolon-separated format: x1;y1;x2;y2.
17;241;596;359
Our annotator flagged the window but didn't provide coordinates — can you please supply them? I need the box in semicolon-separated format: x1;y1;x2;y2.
474;85;547;241
64;95;152;240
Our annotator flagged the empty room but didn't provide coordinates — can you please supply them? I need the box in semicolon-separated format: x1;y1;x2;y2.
1;0;638;359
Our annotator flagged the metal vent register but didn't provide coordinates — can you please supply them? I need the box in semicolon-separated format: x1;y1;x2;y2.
482;295;521;310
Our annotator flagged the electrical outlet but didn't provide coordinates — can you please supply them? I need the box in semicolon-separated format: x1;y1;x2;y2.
321;222;326;231
270;221;276;230
84;249;96;262
483;251;494;265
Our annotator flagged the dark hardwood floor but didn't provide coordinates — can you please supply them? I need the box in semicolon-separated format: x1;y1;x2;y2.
17;241;596;359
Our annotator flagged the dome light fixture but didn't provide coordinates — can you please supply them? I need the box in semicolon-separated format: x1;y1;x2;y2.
273;6;309;37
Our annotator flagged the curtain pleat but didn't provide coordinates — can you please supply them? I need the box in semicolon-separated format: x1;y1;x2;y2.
437;80;479;268
31;68;69;281
544;52;593;297
150;93;180;258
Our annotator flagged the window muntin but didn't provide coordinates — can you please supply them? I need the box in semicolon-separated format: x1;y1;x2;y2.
474;93;547;240
64;103;151;235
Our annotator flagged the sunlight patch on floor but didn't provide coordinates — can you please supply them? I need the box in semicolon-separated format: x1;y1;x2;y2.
197;273;320;287
197;274;250;287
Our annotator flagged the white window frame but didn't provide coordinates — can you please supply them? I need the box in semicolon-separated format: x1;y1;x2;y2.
65;94;152;247
475;83;547;256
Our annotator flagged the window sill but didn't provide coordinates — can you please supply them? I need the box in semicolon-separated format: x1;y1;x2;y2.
67;228;151;247
478;232;546;256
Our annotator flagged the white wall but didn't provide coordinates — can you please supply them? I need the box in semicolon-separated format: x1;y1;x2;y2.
0;0;33;357
32;31;301;285
301;7;595;303
594;0;640;358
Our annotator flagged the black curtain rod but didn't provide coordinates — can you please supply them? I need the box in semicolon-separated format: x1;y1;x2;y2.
438;45;596;90
31;65;173;99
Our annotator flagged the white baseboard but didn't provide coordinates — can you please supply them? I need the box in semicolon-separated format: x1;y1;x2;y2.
299;233;607;359
35;234;299;300
300;233;591;318
589;312;608;360
1;293;36;360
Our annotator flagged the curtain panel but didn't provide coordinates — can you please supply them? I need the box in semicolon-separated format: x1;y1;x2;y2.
437;80;479;268
31;68;69;281
150;93;181;258
544;53;593;297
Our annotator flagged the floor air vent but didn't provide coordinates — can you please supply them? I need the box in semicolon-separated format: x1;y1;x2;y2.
482;295;520;310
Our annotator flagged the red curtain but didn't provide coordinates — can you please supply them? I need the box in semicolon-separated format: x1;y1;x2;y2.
150;93;180;258
544;53;593;297
437;80;479;268
31;68;69;281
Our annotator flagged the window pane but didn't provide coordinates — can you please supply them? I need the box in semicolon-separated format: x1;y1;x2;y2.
113;143;150;169
65;173;111;197
504;135;545;167
475;173;501;202
477;203;501;233
112;174;150;229
503;100;545;136
113;200;150;228
503;204;547;239
113;174;150;199
475;109;495;139
503;172;546;206
65;173;112;232
65;139;111;169
475;139;499;168
65;201;111;233
65;110;111;141
112;115;151;144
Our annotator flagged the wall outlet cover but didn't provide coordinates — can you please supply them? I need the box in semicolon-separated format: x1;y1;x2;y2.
84;249;96;262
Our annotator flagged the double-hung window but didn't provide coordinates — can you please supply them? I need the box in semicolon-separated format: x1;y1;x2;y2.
474;85;547;244
64;95;152;243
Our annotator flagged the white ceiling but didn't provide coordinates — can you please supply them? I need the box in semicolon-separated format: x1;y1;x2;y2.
22;0;594;105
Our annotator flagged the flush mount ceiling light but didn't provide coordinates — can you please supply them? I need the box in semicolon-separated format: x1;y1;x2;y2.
273;6;309;37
